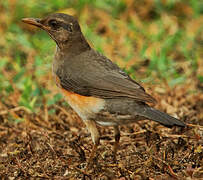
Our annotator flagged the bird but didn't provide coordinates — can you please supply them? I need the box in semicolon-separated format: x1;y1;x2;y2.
22;13;185;162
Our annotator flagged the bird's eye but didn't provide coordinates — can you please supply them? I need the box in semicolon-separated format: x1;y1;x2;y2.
48;20;59;29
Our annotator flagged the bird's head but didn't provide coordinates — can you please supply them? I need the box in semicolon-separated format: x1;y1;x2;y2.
22;13;89;51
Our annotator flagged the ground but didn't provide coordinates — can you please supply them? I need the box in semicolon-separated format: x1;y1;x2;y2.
0;82;202;179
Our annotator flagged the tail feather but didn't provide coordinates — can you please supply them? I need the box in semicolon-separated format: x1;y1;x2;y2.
141;107;186;127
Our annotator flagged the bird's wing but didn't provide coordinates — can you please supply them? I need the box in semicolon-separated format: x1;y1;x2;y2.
57;50;156;103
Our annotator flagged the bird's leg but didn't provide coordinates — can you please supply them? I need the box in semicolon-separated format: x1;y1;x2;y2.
113;125;120;161
84;120;100;166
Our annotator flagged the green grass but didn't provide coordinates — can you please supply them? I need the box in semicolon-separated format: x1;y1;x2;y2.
0;0;202;113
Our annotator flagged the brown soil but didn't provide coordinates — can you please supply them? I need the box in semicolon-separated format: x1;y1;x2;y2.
0;83;203;179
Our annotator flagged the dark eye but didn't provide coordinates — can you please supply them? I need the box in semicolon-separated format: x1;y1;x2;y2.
48;20;59;29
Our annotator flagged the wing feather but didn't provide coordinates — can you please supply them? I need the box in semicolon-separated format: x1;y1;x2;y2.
57;50;156;103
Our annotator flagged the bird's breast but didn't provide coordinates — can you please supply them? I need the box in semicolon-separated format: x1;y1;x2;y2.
61;89;106;120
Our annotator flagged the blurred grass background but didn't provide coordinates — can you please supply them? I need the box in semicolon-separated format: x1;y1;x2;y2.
0;0;202;116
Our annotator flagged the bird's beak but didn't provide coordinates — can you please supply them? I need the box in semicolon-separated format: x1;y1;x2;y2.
22;17;59;47
22;18;49;30
22;18;42;27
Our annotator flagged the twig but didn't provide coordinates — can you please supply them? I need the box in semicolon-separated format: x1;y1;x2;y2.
179;151;191;163
122;130;147;136
186;123;203;128
0;106;32;115
152;156;179;179
161;134;188;138
53;104;70;117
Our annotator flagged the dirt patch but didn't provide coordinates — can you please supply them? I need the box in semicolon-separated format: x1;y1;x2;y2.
0;84;203;179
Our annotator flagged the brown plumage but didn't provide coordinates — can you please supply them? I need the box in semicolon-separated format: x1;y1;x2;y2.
22;13;185;162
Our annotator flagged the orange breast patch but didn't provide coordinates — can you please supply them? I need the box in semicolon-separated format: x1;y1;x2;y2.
61;89;105;120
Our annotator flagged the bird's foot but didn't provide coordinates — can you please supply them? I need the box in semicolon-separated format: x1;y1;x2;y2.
85;144;98;169
113;142;120;163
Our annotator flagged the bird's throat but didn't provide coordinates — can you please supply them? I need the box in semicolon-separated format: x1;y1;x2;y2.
59;35;91;57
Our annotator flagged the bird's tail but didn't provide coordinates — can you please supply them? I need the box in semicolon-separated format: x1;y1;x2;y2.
140;107;186;127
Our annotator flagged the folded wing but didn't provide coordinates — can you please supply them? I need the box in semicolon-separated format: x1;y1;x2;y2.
58;50;156;104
